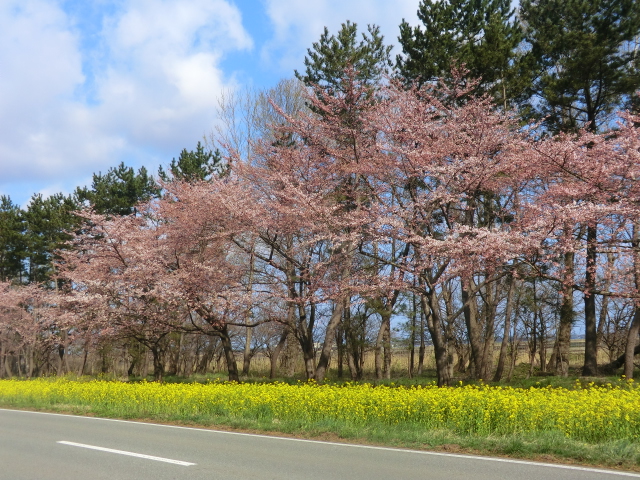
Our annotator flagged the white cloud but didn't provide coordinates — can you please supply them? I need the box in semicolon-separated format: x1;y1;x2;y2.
261;0;420;73
0;0;421;207
111;0;252;53
0;0;252;204
92;0;255;155
0;0;85;184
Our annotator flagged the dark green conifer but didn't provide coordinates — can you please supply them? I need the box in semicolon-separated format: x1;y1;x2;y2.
520;0;640;132
158;142;226;183
397;0;526;108
76;162;159;216
0;196;25;283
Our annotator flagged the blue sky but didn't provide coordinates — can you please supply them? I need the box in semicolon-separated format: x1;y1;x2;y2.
0;0;421;207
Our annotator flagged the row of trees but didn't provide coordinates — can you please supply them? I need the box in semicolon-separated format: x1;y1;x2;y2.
1;0;639;385
2;71;639;385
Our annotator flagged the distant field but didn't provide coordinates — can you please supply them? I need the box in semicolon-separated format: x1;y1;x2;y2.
241;340;619;381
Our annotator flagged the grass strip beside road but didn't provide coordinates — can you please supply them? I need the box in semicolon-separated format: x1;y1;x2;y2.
1;377;639;471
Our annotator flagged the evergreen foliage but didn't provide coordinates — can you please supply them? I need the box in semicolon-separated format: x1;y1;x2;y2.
397;0;526;107
158;142;226;182
0;196;25;283
23;193;78;284
520;0;640;132
295;20;392;109
75;162;159;216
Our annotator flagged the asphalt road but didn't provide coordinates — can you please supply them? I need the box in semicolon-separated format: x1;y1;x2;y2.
0;408;638;480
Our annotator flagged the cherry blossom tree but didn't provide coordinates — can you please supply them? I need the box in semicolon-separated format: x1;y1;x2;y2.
153;179;270;382
520;111;640;377
356;75;541;385
53;68;640;385
0;282;66;377
213;69;390;381
59;211;185;382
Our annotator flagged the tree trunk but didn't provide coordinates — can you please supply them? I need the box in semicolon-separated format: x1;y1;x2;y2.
56;345;65;376
297;326;316;380
422;290;451;387
374;314;385;379
242;326;253;376
293;303;316;380
462;277;484;379
168;333;184;376
346;346;359;380
408;293;417;378
314;300;345;382
493;276;515;382
79;346;89;376
528;299;538;378
56;330;69;376
480;306;495;381
299;332;316;380
343;300;364;380
345;321;364;381
417;308;426;375
506;318;520;382
196;338;218;375
583;224;598;376
480;284;497;381
555;251;575;377
374;311;392;379
336;327;344;379
597;253;614;348
547;340;558;372
5;351;14;378
283;335;298;377
624;309;640;379
27;345;35;378
270;328;289;379
602;344;640;371
242;241;256;377
17;350;23;377
150;345;165;382
142;348;149;377
218;325;239;382
382;311;392;380
336;303;348;379
539;316;547;374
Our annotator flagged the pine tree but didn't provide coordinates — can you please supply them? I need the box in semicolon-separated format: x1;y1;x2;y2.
397;0;526;108
520;0;640;133
158;142;226;183
76;162;159;216
0;196;25;283
295;20;392;110
23;193;78;284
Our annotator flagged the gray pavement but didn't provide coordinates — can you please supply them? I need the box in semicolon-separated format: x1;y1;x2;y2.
0;408;638;480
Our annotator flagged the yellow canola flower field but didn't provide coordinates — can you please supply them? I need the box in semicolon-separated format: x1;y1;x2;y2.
0;378;638;443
